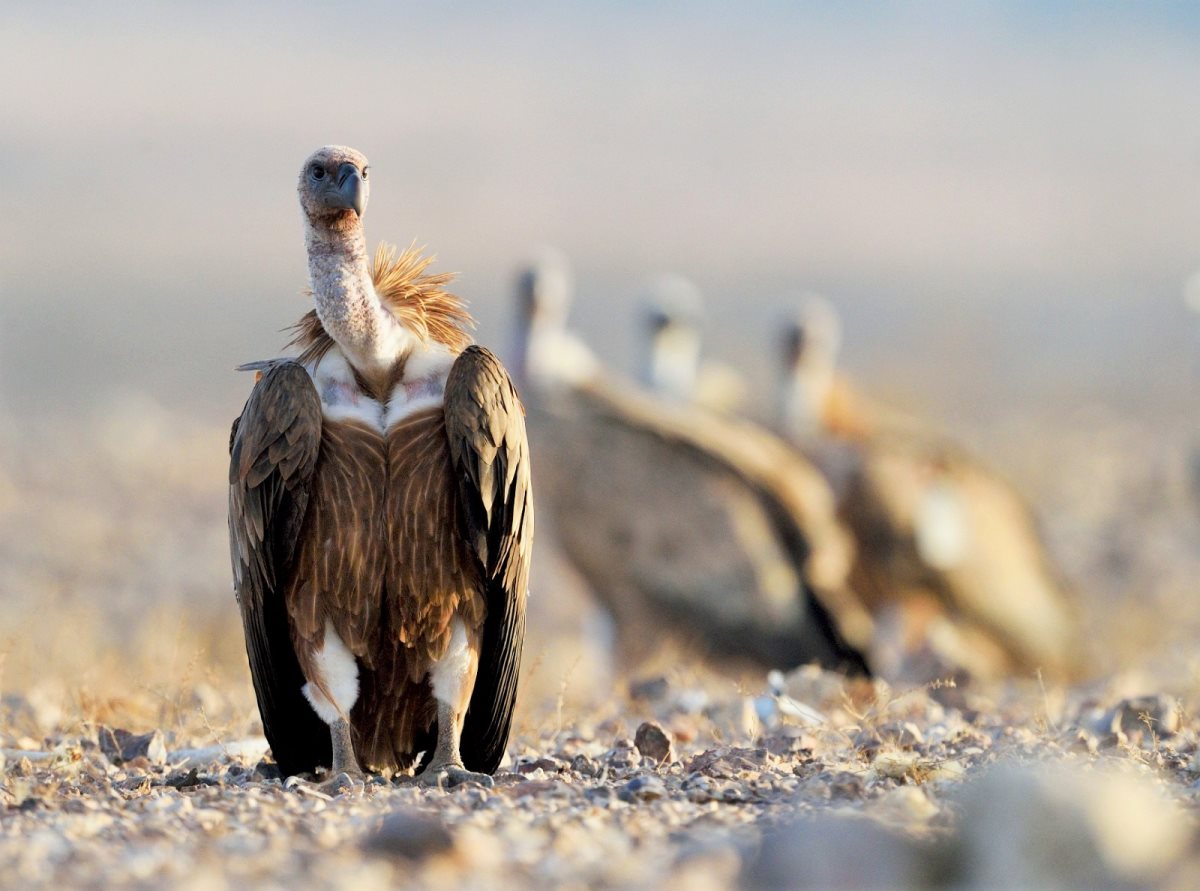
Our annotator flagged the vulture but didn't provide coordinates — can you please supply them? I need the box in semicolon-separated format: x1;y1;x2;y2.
777;298;1081;681
639;275;746;414
228;146;533;786
514;255;871;676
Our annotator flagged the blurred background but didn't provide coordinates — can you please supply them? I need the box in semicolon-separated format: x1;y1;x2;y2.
1;1;1199;699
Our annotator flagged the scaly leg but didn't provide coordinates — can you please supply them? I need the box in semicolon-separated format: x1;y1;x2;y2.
417;698;493;788
416;618;490;788
330;717;364;777
313;717;365;794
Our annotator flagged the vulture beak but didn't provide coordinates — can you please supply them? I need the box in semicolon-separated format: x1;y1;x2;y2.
647;309;671;335
324;162;366;217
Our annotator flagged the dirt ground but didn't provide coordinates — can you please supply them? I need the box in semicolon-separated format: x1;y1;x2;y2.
1;404;1199;889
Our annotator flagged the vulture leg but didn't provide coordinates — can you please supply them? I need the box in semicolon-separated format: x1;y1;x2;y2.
313;718;365;794
329;718;363;778
299;622;365;787
419;700;493;788
417;619;491;787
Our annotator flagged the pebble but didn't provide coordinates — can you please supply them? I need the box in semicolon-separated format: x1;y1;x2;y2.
361;809;455;862
634;722;674;765
618;775;667;802
97;728;166;767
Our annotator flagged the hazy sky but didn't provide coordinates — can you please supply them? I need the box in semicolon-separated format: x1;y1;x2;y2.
2;2;1198;421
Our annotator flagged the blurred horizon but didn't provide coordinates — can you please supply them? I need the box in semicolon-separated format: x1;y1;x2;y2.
2;2;1199;426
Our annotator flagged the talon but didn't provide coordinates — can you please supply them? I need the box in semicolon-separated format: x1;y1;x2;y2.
418;764;493;788
320;770;366;795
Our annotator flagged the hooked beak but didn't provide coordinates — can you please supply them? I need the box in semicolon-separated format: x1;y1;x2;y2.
323;162;366;217
646;309;671;335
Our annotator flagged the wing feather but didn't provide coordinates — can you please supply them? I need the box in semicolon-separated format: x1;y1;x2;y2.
444;346;533;773
228;361;331;776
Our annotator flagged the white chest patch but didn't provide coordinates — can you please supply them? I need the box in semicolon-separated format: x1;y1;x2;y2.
308;345;456;433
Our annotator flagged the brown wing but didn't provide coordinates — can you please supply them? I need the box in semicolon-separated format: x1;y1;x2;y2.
531;381;871;675
444;346;533;774
228;360;331;776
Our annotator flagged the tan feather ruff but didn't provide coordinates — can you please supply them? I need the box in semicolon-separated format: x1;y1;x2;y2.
288;242;475;366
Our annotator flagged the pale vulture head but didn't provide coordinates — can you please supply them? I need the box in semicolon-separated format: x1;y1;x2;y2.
516;247;575;328
298;145;371;231
643;274;705;339
641;274;705;401
783;294;842;373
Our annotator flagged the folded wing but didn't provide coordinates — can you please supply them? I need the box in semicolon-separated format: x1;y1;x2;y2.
443;346;534;773
228;361;329;775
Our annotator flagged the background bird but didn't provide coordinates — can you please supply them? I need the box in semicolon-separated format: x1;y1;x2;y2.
639;275;747;414
777;298;1081;681
228;146;533;786
514;256;872;677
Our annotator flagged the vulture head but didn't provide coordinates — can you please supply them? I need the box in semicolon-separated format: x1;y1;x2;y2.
779;294;842;441
783;294;842;374
298;145;371;232
643;274;704;339
641;274;705;402
516;247;574;329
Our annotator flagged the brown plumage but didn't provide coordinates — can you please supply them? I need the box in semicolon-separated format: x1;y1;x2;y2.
538;379;873;674
515;259;872;676
230;146;532;783
779;302;1081;681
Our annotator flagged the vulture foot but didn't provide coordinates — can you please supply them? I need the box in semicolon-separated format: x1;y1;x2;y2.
417;762;494;789
319;770;366;795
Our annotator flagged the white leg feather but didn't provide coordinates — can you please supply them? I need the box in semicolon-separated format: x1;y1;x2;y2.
302;620;360;725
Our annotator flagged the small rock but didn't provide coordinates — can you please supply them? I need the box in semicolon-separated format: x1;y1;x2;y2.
687;747;765;777
253;760;282;781
1069;730;1099;755
363;809;455;862
584;785;614;805
873;751;939;783
570;754;600;777
634;722;673;765
116;776;152;796
508;779;559;799
618;774;666;802
605;739;641;771
165;767;200;789
515;757;559;775
1104;695;1180;744
628;675;669;702
97;727;166;766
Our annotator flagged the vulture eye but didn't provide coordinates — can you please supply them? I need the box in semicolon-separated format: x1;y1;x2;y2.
310;164;325;180
361;166;369;180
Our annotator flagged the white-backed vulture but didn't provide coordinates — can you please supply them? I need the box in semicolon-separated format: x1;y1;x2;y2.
640;275;746;414
778;298;1081;681
228;146;533;785
515;257;871;676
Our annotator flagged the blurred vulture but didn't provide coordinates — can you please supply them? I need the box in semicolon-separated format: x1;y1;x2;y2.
514;254;871;676
229;146;532;785
777;297;1081;681
639;274;747;414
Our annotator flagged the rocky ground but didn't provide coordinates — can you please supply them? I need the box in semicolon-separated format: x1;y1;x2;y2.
1;405;1199;889
3;666;1200;890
